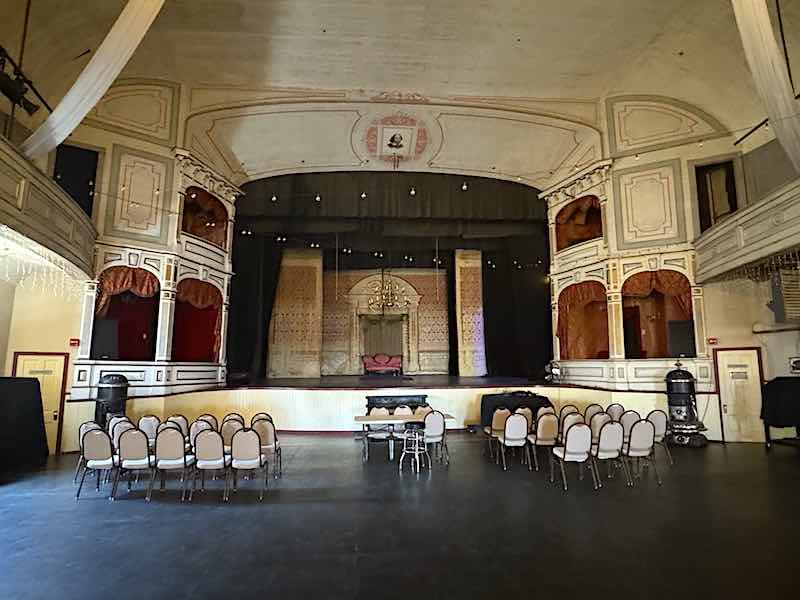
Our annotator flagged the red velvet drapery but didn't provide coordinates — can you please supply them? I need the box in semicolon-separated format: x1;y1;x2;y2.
621;270;693;359
181;186;228;249
95;266;160;317
621;270;692;320
555;195;603;251
172;279;223;361
557;281;609;359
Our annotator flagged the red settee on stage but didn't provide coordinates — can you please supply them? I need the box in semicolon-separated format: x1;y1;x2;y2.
362;354;403;375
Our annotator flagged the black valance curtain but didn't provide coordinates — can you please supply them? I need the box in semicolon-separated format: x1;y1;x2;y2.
226;236;282;382
482;238;552;378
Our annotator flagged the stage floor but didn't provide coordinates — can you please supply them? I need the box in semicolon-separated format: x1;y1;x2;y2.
234;375;541;390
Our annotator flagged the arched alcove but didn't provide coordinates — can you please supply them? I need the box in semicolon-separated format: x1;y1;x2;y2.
555;195;602;251
92;266;160;361
557;281;609;360
621;270;694;359
172;279;223;362
181;186;228;248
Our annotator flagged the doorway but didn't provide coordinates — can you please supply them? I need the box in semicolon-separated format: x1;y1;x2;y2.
12;352;69;455
714;348;764;442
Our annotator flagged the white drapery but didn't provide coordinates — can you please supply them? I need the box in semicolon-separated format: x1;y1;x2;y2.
20;0;165;160
731;0;800;172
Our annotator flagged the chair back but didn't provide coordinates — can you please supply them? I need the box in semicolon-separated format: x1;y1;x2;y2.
252;418;278;448
490;408;511;431
514;407;533;430
620;410;641;439
559;405;579;431
394;405;413;416
564;423;592;457
223;413;245;425
138;415;160;440
78;421;100;448
584;403;604;424
118;429;150;463
536;406;555;422
251;412;272;426
112;421;135;449
221;419;244;446
82;429;113;461
231;429;261;462
198;414;218;430
157;421;181;435
596;421;624;456
424;411;445;437
628;420;655;456
535;414;558;444
195;430;225;462
647;409;668;441
167;415;189;437
107;415;130;433
561;413;584;438
155;427;186;462
504;413;528;443
590;412;612;442
607;403;625;422
415;405;433;417
190;419;213;447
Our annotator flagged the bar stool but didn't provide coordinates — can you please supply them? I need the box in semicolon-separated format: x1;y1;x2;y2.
398;422;430;474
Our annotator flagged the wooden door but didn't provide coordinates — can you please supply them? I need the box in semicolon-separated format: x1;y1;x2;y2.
716;349;763;442
13;353;69;455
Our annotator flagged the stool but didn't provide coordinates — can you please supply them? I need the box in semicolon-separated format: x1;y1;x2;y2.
398;422;431;473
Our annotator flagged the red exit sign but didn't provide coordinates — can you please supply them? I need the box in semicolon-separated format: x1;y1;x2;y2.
707;337;719;346
69;338;80;347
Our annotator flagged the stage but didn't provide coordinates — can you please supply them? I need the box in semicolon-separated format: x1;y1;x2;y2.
234;375;541;390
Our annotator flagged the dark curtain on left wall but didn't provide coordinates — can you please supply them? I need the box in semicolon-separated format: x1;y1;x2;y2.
482;237;552;378
226;235;283;383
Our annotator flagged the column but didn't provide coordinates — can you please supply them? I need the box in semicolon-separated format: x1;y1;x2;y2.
691;285;709;358
77;280;98;360
606;291;625;359
155;289;176;361
218;302;230;364
454;249;487;376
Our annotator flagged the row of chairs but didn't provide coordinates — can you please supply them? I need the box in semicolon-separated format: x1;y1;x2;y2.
75;412;281;502
363;405;450;468
486;403;672;491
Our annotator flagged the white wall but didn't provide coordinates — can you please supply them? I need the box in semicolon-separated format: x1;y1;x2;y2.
0;281;15;375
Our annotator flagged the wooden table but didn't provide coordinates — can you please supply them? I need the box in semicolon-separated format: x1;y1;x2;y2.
355;413;454;461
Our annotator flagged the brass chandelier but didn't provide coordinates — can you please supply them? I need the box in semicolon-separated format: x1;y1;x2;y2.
368;270;410;313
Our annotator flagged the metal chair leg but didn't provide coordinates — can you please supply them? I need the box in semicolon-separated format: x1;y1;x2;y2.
650;454;663;485
500;444;507;471
588;459;599;490
73;457;85;484
549;453;555;483
146;469;157;502
621;457;634;487
662;441;675;466
559;459;568;491
110;467;121;501
259;464;267;501
76;468;89;500
531;444;540;471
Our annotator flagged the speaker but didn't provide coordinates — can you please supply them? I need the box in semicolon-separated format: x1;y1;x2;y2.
91;319;119;360
668;320;696;358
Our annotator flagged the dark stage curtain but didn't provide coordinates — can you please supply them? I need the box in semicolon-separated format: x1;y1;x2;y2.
482;239;552;378
226;235;283;382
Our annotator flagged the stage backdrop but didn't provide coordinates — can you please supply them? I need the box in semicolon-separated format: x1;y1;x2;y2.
322;269;449;375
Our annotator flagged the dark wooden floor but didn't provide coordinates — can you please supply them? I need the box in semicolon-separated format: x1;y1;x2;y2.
1;434;798;599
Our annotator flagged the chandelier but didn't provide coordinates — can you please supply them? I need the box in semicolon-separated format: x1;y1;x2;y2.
368;271;410;312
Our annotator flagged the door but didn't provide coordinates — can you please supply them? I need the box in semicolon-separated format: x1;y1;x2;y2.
13;353;69;455
716;349;763;442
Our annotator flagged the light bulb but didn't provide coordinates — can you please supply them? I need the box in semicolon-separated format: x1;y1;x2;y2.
409;187;416;196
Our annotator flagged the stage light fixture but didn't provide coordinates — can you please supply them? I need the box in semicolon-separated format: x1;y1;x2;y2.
361;191;368;199
190;192;197;199
0;70;40;116
315;193;321;202
461;182;468;191
409;187;416;197
271;194;278;202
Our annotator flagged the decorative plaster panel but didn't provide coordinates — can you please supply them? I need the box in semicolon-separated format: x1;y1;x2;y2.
606;95;727;157
86;79;180;146
455;250;487;376
613;159;686;250
106;145;173;245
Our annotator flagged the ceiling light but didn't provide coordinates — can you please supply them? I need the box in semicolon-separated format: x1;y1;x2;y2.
516;176;522;181
190;192;197;199
361;192;368;199
271;194;278;202
409;187;416;197
461;182;468;191
315;193;321;202
634;154;640;160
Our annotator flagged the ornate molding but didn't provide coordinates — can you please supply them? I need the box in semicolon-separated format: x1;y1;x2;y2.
539;159;612;206
173;148;243;205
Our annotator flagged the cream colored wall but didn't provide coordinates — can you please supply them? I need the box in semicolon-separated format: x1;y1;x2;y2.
3;275;82;387
0;281;15;375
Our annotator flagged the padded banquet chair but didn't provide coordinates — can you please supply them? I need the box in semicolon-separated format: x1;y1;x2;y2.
527;413;558;471
148;427;195;502
497;413;531;471
230;429;269;501
190;429;231;502
550;423;592;492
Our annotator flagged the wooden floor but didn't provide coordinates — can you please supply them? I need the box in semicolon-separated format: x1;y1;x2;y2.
1;434;798;599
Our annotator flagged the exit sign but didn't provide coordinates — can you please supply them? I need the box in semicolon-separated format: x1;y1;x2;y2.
69;338;80;347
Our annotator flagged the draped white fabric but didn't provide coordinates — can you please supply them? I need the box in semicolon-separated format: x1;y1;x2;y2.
20;0;165;160
731;0;800;172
